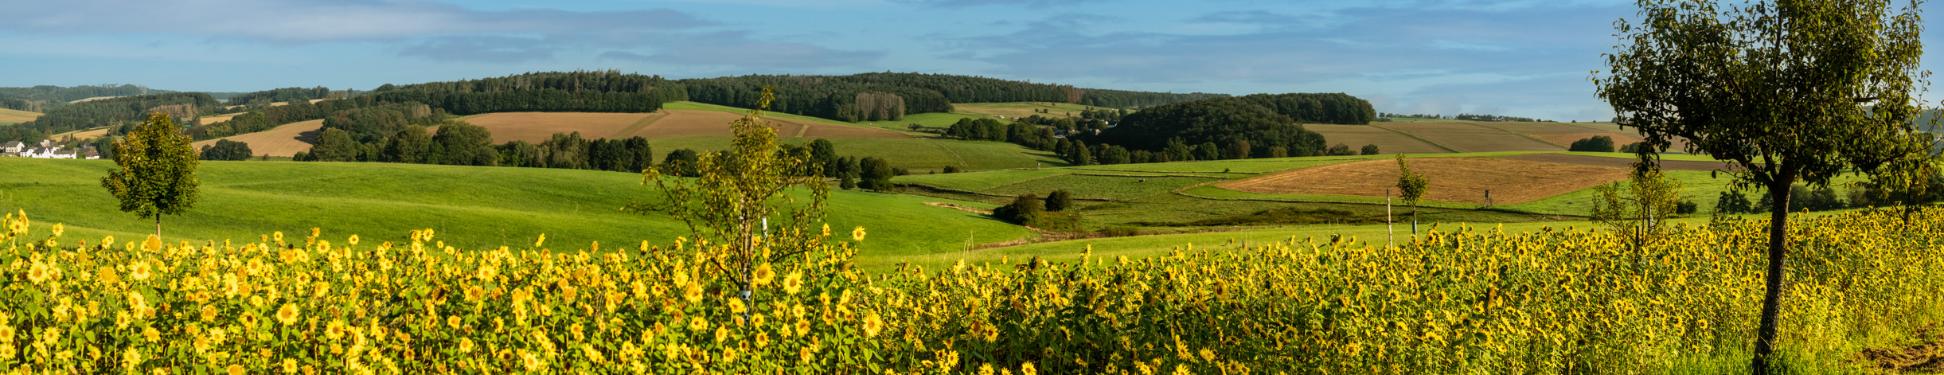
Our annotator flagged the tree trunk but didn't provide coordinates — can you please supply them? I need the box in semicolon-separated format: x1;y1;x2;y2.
154;213;162;240
1752;182;1792;374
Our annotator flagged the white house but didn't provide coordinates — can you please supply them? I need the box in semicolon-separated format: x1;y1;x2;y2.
0;141;23;154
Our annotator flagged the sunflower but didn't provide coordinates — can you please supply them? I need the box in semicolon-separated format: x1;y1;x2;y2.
861;312;884;338
851;226;867;242
782;271;804;296
276;303;300;326
752;263;776;287
683;282;704;304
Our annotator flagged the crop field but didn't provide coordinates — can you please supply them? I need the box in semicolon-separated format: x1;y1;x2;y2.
192;119;322;157
47;127;110;141
953;102;1117;119
0;108;38;125
1469;121;1645;147
1371;121;1561;152
197;112;243;125
0;158;1030;268
1216;154;1730;205
1306;124;1453;152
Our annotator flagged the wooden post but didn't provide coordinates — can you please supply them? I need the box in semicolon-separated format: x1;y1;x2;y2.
1386;187;1394;249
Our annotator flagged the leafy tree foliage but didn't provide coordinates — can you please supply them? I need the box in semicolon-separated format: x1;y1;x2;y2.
323;103;442;143
381;127;433;163
369;71;684;115
1590;169;1683;251
101;113;200;238
1593;0;1932;370
306;128;362;162
1236;93;1377;125
857;157;895;191
1044;190;1074;212
1093;98;1329;160
660;149;702;177
198;139;253;161
1395;155;1429;234
428;122;498;166
682;73;1218;121
991;194;1045;225
1569;136;1616;152
1361;144;1381;155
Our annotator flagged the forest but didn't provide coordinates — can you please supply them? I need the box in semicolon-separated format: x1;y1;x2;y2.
680;73;1221;121
0;93;220;142
0;84;161;112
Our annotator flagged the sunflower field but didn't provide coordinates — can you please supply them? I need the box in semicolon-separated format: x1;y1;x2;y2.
0;207;1939;373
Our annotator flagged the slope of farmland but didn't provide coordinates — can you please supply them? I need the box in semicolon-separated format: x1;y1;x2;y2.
0;158;1031;268
192;119;322;157
47;127;109;141
0;108;38;125
1370;121;1560;152
1305;124;1451;153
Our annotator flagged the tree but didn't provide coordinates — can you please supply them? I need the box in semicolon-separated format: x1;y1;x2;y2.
102;113;200;239
661;149;701;177
381;127;431;163
1327;144;1354;156
637;88;829;306
1589;168;1683;251
1395;155;1428;234
430;121;497;166
857;157;894;191
308;128;360;162
1594;1;1932;371
198;139;253;161
1044;190;1074;212
1568;136;1616;152
1360;144;1380;155
991;194;1044;225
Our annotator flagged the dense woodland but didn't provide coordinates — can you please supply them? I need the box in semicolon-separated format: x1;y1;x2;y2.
368;71;685;115
681;73;1219;121
1080;96;1343;162
0;84;159;112
0;93;219;142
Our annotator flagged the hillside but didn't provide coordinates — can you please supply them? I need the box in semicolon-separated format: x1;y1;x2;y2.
0;108;38;125
0;158;1031;268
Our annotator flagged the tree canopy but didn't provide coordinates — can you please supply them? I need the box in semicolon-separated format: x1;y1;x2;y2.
101;113;201;238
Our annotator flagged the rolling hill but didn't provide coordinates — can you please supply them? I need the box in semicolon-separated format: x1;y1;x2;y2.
1309;119;1677;153
0;158;1031;269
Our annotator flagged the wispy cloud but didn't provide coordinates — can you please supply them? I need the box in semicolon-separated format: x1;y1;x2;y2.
3;0;712;43
598;31;885;72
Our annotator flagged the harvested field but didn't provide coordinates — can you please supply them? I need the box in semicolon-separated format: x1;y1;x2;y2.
0;108;39;125
192;119;322;157
1218;157;1633;204
1371;122;1559;152
49;127;109;141
1305;124;1451;153
199;112;242;125
1469;122;1646;148
461;110;909;144
1500;153;1730;171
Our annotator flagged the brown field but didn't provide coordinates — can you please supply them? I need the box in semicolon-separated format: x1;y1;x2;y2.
192;120;322;157
49;127;109;141
1370;122;1560;152
199;112;243;125
1306;124;1452;153
462;110;908;143
0;108;39;125
1218;156;1634;204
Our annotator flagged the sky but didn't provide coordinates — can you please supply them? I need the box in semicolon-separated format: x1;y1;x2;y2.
0;0;1939;121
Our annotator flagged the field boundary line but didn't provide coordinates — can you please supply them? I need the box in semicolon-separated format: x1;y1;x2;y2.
1368;124;1461;153
612;111;668;138
1458;122;1572;149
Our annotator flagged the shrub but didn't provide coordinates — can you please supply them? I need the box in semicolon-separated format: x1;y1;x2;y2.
1360;144;1380;155
1569;136;1617;152
991;194;1044;225
1044;190;1074;212
1676;200;1699;214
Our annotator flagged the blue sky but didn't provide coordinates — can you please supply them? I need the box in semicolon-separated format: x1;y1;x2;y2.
0;0;1938;121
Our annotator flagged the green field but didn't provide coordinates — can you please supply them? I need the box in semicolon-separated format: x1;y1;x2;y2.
0;108;39;125
953;102;1121;119
0;158;1031;269
653;101;1061;172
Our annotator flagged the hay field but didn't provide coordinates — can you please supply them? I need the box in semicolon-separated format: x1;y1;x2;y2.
198;112;243;125
48;127;109;141
1369;122;1560;152
0;108;39;125
1218;156;1632;205
1305;124;1452;153
192;119;322;157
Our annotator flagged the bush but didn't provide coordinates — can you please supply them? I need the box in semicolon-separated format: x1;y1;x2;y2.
942;165;961;174
1326;143;1355;156
1044;190;1074;212
1360;144;1380;155
1569;136;1617;152
1717;191;1754;214
198;139;253;161
1619;142;1649;153
1676;200;1698;214
991;194;1044;225
858;157;895;191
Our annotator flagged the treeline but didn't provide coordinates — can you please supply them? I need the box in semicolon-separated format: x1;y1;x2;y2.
1084;97;1330;161
368;71;685;115
0;93;220;142
681;73;1220;122
190;97;377;140
225;87;338;107
0;84;158;112
1454;113;1549;122
683;75;948;121
498;133;654;172
1237;93;1377;125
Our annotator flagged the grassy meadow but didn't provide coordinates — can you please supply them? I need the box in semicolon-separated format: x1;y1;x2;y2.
0;158;1031;269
